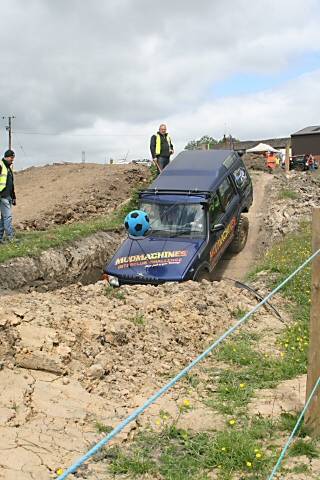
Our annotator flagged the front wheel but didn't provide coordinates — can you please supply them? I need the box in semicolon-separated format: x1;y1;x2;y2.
193;264;211;282
229;215;249;253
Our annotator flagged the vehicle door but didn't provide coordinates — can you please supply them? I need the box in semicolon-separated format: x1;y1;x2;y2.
208;176;239;270
232;164;252;210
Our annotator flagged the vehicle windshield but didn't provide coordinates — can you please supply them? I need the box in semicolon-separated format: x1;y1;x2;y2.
140;201;206;237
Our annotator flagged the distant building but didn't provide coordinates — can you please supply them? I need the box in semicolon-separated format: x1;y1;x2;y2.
211;137;290;152
291;126;320;160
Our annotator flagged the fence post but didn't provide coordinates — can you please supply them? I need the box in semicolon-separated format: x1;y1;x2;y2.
285;140;290;174
305;208;320;435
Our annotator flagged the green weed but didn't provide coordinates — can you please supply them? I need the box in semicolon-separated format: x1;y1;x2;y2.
104;285;125;301
95;421;113;434
131;313;145;326
278;188;298;200
289;439;319;459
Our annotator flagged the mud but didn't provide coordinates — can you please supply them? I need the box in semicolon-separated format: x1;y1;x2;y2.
0;231;123;292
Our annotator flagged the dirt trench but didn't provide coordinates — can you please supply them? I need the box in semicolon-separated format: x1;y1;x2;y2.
0;231;124;294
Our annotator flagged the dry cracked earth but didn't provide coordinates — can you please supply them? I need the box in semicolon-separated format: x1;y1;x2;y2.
0;167;320;479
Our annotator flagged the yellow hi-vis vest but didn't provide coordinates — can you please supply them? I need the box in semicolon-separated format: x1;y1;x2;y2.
155;133;172;156
0;160;8;192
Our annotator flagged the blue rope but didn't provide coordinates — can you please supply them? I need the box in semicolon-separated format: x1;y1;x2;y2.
57;248;320;479
267;375;320;480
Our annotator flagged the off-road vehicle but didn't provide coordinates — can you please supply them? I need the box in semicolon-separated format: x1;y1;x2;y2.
105;149;253;285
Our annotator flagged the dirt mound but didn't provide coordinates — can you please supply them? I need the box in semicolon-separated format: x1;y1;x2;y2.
0;280;259;479
14;163;150;230
262;170;320;244
243;153;269;171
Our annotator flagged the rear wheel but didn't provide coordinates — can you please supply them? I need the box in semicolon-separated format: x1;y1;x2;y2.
229;215;249;253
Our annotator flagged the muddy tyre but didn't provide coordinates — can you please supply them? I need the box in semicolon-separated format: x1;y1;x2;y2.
194;264;211;282
229;215;249;253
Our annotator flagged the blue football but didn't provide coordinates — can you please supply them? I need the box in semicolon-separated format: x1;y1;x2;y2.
124;210;150;236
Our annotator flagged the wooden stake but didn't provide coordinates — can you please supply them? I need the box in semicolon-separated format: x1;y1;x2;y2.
285;140;290;174
305;208;320;436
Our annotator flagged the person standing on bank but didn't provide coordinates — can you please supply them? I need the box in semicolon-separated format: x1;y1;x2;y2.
0;149;17;243
150;124;174;172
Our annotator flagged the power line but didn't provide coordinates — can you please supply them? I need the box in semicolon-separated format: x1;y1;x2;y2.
14;130;146;137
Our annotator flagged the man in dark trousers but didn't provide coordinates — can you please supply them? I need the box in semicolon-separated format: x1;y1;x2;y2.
0;149;17;243
150;124;174;172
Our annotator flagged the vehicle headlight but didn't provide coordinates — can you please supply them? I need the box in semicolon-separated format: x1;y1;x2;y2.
108;275;120;287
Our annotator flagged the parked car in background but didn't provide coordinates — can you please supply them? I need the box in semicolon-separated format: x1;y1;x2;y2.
131;159;152;167
282;155;318;171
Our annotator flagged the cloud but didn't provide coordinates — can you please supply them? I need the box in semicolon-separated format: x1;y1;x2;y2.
0;0;319;167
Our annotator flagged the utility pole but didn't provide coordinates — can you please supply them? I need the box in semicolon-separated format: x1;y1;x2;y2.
2;115;15;149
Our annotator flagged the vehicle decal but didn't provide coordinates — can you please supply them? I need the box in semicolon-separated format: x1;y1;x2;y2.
115;250;188;270
233;167;248;189
210;217;237;264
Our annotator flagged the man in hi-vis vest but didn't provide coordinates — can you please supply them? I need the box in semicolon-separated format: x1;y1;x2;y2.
0;149;17;243
150;124;174;172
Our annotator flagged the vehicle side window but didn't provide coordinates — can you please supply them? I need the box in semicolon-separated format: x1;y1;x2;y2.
218;177;235;209
209;195;223;225
233;166;249;190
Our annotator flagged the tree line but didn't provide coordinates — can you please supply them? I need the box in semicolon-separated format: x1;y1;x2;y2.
185;135;239;150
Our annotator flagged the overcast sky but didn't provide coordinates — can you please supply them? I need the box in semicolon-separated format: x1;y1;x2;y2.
1;0;320;168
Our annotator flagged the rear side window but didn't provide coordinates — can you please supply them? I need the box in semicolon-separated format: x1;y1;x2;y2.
218;177;235;209
233;166;249;190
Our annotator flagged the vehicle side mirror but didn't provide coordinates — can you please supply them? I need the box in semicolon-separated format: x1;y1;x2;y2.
211;223;225;232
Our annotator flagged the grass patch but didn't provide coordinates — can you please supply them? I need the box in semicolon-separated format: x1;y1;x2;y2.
288;438;319;459
209;335;307;415
279;412;311;438
0;213;124;263
108;420;277;479
251;221;312;308
278;188;298;200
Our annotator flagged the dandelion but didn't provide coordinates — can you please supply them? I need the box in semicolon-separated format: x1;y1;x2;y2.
183;399;191;407
246;461;252;468
155;419;161;426
254;448;259;453
239;383;246;389
56;469;63;476
256;452;262;458
229;419;236;425
221;447;226;451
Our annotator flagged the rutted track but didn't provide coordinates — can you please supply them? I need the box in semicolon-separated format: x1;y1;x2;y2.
213;172;273;281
